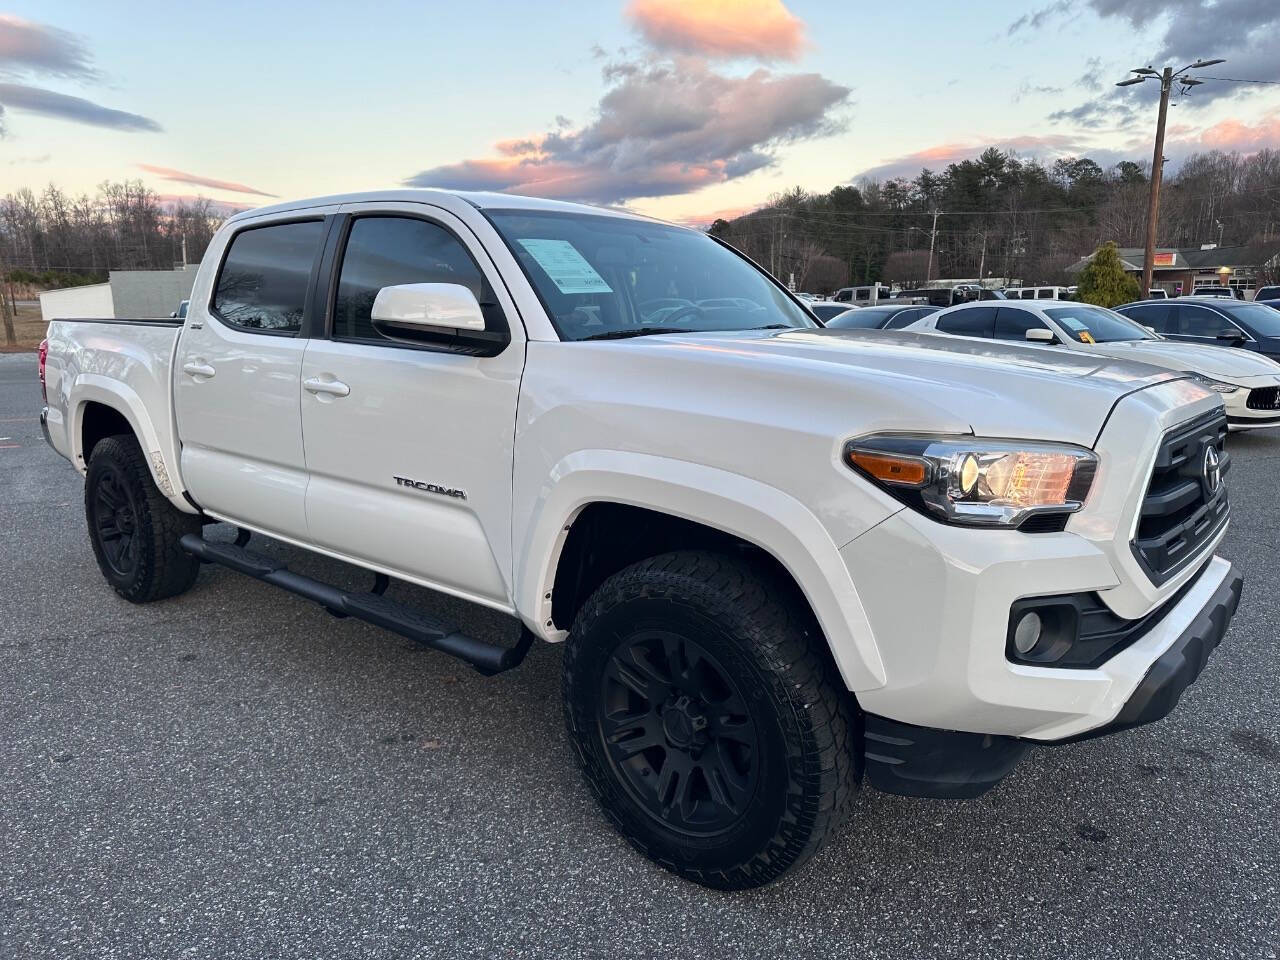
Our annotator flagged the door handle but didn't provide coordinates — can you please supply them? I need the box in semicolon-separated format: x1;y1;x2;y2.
303;376;351;398
182;360;215;379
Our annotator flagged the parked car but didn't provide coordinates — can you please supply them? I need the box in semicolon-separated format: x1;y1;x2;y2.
39;189;1244;889
809;302;859;323
823;303;940;330
909;300;1280;430
1005;286;1072;301
1147;289;1169;300
1117;297;1280;365
1253;285;1280;301
1191;286;1243;299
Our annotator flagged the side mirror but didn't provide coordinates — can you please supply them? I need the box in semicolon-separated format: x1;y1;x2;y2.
1025;328;1058;344
1216;328;1246;343
371;283;487;334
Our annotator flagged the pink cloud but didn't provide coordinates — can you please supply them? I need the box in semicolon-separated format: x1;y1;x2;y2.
627;0;806;61
669;203;763;228
1194;113;1280;154
854;135;1085;181
138;164;277;197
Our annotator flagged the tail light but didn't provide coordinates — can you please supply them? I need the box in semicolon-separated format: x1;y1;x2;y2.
38;338;49;403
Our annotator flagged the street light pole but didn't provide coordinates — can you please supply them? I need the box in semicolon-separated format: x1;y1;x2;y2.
1117;57;1224;298
1141;67;1173;298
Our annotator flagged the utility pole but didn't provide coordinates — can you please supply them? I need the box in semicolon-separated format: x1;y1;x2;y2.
926;210;939;283
1140;67;1173;298
977;232;987;286
1117;57;1224;297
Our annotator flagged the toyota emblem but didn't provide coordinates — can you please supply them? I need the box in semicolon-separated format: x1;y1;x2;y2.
1203;445;1222;494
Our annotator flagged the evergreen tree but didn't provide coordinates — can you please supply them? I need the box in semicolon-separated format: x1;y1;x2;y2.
1076;242;1140;307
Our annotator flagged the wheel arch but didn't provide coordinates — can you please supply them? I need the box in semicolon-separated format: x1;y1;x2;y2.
514;451;887;691
70;376;193;514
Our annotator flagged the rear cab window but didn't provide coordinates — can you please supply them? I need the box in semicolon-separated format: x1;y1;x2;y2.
212;220;326;334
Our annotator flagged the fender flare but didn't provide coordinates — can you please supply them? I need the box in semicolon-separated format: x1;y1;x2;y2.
70;375;193;513
514;449;888;691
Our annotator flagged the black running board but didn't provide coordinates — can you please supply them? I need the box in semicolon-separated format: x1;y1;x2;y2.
179;533;534;675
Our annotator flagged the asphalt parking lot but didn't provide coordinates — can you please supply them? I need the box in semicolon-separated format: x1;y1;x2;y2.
1;350;1277;959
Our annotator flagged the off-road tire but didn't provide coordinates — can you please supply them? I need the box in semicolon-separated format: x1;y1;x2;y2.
563;550;859;889
85;434;201;603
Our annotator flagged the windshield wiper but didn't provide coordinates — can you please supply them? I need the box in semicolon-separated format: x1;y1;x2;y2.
578;327;685;341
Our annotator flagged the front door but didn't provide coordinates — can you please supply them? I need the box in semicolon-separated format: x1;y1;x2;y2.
299;203;524;608
174;214;331;541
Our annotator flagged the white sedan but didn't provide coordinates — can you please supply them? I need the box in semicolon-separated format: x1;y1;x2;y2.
906;300;1280;430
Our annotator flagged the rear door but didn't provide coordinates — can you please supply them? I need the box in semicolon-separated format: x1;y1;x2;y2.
298;202;525;607
174;212;332;540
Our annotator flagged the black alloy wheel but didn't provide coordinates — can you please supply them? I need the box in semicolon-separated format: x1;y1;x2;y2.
599;630;760;837
89;460;142;577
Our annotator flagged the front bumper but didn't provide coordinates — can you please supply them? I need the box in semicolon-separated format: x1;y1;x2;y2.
1223;380;1280;429
864;562;1242;798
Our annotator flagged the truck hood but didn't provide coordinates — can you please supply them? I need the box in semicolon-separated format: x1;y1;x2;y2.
607;327;1200;448
1083;338;1280;383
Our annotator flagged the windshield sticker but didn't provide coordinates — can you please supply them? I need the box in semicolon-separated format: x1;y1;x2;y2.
517;239;613;295
1056;315;1096;342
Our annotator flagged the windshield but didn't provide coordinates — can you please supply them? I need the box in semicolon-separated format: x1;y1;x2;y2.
1221;302;1280;337
1044;305;1157;343
487;210;816;341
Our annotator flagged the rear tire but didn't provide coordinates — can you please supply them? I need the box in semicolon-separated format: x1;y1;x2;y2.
563;550;858;889
85;434;201;603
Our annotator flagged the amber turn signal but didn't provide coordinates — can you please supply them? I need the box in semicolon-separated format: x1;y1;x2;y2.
847;450;928;487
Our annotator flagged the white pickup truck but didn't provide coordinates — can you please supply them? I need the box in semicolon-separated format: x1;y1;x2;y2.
40;189;1243;889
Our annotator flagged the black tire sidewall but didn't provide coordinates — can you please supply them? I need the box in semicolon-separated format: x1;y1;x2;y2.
566;578;812;885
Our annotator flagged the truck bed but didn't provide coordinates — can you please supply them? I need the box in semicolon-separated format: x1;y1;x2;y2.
42;317;189;509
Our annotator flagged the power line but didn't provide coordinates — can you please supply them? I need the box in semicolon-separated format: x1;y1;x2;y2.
1194;76;1280;85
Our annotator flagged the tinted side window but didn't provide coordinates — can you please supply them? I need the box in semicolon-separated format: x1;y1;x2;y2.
995;307;1051;341
1125;303;1171;333
1176;305;1231;338
213;220;325;332
937;307;996;338
332;216;502;342
1036;288;1054;299
884;308;921;329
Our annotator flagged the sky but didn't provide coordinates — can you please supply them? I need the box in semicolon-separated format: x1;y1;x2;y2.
1;0;1278;225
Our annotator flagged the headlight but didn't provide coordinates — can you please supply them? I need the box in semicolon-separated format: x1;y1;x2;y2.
844;434;1098;529
1186;374;1239;394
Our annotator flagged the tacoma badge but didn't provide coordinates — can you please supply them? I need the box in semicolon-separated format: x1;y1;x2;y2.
394;476;467;500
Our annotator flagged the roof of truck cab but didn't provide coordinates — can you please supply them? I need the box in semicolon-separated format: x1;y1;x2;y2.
225;188;660;225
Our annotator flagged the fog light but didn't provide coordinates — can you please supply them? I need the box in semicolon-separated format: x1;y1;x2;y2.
1013;611;1042;655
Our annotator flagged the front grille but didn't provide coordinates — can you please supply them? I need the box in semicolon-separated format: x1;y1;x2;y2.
1133;410;1229;585
1247;386;1280;410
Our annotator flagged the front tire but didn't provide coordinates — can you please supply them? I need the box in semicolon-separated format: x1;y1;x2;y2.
563;551;858;889
85;434;201;603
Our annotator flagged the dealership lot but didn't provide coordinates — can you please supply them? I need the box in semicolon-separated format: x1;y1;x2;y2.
1;351;1277;959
